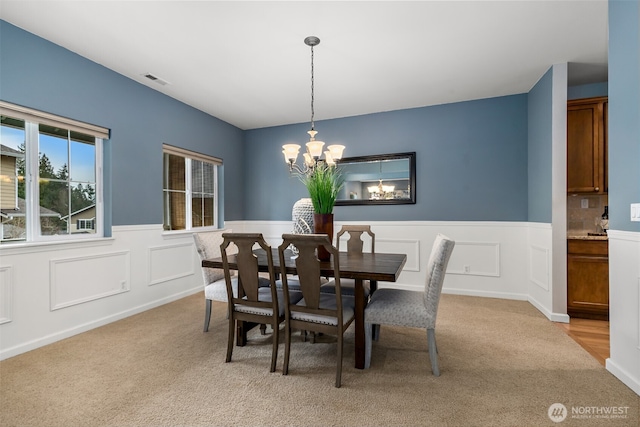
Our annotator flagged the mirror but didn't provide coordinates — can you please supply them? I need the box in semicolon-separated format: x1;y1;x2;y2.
335;152;416;205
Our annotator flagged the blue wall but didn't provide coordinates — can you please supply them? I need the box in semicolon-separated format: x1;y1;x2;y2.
609;0;640;233
0;21;245;227
568;82;608;100
11;18;626;228
527;68;553;223
245;95;529;222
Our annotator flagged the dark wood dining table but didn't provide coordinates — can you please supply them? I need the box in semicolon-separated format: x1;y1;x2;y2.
202;248;407;369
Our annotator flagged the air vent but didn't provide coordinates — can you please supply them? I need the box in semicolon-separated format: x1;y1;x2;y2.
143;73;170;86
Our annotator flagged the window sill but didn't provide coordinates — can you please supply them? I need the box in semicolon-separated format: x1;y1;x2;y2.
162;226;221;240
0;237;115;255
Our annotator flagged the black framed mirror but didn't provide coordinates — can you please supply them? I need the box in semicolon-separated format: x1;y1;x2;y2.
335;152;416;206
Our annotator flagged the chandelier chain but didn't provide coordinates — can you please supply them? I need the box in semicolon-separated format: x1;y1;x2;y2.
311;46;314;130
310;44;315;131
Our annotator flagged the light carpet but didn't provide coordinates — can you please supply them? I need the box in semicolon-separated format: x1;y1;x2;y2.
1;293;638;427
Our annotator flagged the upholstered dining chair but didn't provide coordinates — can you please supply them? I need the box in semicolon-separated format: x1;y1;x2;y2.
278;233;355;388
193;229;236;332
364;234;455;376
220;233;303;372
320;224;376;297
193;229;271;332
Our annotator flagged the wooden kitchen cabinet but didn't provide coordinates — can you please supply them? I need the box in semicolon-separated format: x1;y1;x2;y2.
567;97;608;194
567;239;609;320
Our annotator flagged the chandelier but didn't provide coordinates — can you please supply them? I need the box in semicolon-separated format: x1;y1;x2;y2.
367;160;395;199
368;180;396;199
282;36;345;175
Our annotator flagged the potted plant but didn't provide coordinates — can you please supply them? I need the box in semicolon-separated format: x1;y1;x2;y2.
299;162;344;259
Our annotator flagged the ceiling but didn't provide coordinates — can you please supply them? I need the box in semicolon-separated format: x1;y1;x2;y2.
0;1;609;130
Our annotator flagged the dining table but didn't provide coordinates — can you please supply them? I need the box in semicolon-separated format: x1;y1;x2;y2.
202;248;407;369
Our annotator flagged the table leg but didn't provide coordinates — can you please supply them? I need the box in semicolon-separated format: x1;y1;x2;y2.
237;321;247;346
354;278;365;369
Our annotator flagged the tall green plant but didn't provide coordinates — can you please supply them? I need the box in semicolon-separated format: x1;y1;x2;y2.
300;163;344;214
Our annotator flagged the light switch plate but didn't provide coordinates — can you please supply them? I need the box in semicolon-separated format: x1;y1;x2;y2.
631;203;640;222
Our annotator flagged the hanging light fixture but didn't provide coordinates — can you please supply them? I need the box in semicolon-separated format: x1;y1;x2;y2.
367;160;395;199
282;36;345;175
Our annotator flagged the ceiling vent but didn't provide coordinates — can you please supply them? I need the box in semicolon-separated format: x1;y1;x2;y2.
143;73;170;86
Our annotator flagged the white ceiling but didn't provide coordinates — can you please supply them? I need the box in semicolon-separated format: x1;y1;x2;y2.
0;1;609;130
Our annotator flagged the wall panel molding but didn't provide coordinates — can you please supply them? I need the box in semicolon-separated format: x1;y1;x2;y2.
148;242;195;286
0;266;13;324
377;238;420;272
50;251;130;310
447;241;500;277
529;244;550;290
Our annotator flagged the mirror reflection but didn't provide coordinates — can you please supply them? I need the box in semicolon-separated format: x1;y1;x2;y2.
335;152;416;205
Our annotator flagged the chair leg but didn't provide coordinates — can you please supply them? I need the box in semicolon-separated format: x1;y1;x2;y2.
427;328;440;376
270;320;278;373
372;324;380;341
364;321;373;369
204;299;212;332
336;330;343;388
283;324;291;376
225;316;235;363
260;324;267;335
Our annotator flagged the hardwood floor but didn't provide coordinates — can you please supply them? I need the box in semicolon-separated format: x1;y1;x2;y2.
556;318;610;366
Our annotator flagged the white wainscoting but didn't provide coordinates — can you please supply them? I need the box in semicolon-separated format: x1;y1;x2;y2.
0;225;202;360
606;230;640;396
148;242;195;286
50;251;131;310
447;241;500;277
229;220;536;300
0;265;13;325
529;245;550;291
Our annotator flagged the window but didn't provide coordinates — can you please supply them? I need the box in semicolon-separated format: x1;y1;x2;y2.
0;101;107;244
162;144;220;231
76;219;95;231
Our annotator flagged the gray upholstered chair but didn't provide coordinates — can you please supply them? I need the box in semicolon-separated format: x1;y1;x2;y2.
364;234;455;375
278;233;355;388
320;224;376;297
220;233;303;372
193;230;236;332
194;229;272;332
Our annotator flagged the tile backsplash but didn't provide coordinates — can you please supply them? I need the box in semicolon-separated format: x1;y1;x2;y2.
567;194;609;234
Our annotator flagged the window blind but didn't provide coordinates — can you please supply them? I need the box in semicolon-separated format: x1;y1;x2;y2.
0;101;109;139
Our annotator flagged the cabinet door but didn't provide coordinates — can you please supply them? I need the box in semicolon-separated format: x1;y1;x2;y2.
567;253;609;319
603;101;608;193
567;100;605;193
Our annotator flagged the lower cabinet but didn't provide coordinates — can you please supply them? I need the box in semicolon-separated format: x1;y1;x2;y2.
567;239;609;320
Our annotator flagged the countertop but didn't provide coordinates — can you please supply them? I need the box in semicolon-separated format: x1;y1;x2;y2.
567;233;608;241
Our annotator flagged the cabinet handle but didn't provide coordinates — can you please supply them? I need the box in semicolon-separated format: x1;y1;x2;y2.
595;187;600;192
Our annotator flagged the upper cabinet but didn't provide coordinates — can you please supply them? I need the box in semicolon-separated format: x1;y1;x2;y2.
567;97;608;194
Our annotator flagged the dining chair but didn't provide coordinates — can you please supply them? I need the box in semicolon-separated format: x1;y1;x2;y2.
193;229;239;332
364;234;455;376
278;233;355;388
320;224;376;297
220;233;303;372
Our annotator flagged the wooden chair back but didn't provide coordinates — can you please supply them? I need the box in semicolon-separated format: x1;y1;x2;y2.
278;233;342;317
221;233;277;313
336;225;375;254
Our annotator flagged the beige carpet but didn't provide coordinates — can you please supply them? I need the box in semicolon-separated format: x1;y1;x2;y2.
1;293;638;427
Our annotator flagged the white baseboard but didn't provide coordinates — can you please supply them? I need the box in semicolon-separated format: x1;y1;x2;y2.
528;294;570;323
606;358;640;396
